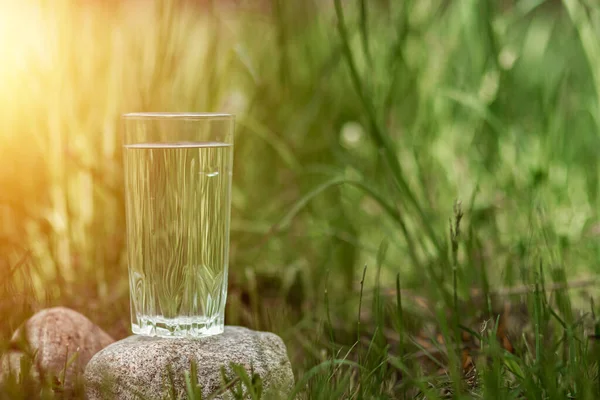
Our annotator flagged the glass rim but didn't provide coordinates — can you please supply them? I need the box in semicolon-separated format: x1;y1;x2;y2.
122;112;234;120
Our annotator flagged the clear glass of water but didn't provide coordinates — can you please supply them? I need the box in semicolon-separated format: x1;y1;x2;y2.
122;113;234;338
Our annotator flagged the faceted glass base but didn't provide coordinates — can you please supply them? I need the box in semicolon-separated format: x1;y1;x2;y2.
132;315;224;338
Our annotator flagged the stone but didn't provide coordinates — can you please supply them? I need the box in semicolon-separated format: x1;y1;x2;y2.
84;326;294;400
1;307;114;390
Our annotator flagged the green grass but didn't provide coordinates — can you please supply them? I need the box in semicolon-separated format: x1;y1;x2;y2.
1;0;600;398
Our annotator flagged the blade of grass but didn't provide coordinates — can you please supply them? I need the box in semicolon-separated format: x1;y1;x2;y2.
563;0;600;117
256;177;416;262
357;263;367;394
333;0;443;255
359;0;371;65
289;359;365;400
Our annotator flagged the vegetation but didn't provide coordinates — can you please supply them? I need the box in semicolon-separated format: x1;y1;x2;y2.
1;0;600;398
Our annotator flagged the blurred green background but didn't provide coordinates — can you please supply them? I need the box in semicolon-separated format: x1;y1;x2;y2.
1;0;600;396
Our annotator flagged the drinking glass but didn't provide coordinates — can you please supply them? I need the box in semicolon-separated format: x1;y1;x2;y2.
122;112;234;338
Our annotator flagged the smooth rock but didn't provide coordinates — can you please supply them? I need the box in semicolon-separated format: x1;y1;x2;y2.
1;307;114;390
85;326;294;400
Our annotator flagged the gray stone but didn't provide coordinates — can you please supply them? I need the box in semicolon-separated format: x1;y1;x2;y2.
84;326;294;400
1;307;114;390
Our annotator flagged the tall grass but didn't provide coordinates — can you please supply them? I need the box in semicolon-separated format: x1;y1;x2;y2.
1;0;600;398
